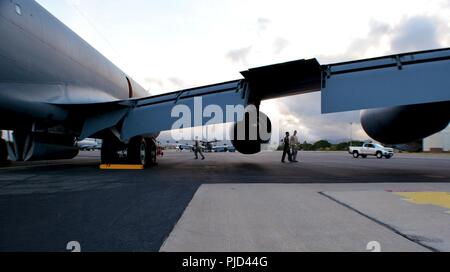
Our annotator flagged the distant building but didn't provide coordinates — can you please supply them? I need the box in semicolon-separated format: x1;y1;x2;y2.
423;126;450;152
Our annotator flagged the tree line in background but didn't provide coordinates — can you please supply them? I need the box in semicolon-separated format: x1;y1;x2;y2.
277;140;365;151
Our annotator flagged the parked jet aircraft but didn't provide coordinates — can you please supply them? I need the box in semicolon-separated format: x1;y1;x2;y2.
213;145;236;153
176;144;194;152
76;138;101;151
202;140;219;153
0;1;449;166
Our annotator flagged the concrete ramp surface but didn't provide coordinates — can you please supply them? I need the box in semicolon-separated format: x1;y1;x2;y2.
160;184;429;252
323;191;450;252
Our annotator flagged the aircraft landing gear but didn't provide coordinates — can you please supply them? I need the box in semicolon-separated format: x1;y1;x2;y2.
0;138;9;165
101;136;121;164
127;137;157;167
101;136;157;167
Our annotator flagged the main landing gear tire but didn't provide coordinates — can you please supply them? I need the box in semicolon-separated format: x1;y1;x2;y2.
101;136;157;167
0;138;9;165
101;136;121;164
127;137;157;167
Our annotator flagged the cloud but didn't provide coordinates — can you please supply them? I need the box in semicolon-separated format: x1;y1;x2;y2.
441;0;450;8
64;0;81;7
319;15;448;63
257;17;271;32
226;46;252;65
342;20;391;59
262;94;367;143
368;20;391;36
318;19;391;62
391;16;441;52
144;77;189;94
168;77;185;88
144;77;164;88
273;37;290;54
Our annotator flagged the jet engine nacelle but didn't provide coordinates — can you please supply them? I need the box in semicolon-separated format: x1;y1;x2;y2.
361;101;450;144
7;132;79;161
230;111;272;155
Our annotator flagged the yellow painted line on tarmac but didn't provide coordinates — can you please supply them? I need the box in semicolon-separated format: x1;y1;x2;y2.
99;164;144;170
395;192;450;211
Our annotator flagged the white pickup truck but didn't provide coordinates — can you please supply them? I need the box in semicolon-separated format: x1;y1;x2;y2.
349;143;394;159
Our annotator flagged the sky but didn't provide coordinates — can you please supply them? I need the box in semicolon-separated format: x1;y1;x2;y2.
36;0;450;144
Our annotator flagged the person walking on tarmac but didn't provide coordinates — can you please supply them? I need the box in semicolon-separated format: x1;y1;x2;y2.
281;132;293;163
290;130;300;162
194;137;205;160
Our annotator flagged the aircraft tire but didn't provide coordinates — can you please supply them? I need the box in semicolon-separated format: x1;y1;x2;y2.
101;136;120;164
0;138;8;164
128;137;157;167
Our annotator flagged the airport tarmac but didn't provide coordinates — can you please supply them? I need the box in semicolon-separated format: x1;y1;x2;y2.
0;151;449;252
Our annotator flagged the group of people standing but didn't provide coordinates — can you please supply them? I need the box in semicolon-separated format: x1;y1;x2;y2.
282;130;300;163
192;130;301;163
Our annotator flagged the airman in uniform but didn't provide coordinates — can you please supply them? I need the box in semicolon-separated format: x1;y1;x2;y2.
290;130;300;162
194;138;205;160
281;132;292;163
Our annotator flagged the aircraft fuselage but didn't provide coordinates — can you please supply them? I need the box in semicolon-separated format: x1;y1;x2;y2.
0;0;147;131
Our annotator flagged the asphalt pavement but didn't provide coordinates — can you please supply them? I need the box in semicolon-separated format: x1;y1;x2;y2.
0;151;449;252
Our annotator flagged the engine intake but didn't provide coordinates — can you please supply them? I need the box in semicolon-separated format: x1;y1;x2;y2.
7;132;79;161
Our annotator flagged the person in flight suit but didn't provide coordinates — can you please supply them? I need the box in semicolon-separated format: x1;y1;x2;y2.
290;130;300;162
281;132;292;163
194;137;205;160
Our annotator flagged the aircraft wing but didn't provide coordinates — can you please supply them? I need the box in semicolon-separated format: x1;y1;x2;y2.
79;48;450;141
80;80;245;140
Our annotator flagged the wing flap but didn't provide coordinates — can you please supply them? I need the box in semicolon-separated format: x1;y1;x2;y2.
321;48;450;113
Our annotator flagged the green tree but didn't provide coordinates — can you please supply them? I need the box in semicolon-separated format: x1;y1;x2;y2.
349;141;364;147
335;142;350;151
300;141;313;151
312;140;331;150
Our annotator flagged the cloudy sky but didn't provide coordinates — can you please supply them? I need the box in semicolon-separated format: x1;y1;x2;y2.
36;0;450;143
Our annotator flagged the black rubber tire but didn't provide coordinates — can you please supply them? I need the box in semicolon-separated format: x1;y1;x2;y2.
148;139;157;166
361;155;367;159
353;151;359;158
385;154;393;159
101;136;120;164
376;152;383;159
0;138;8;164
128;137;145;165
128;137;157;167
